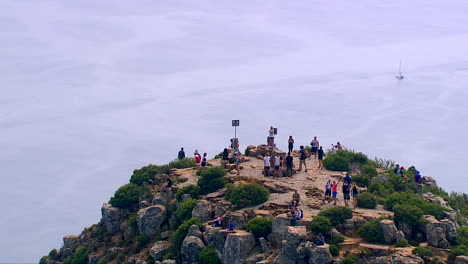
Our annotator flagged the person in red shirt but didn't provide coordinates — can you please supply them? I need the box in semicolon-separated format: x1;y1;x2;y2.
331;181;338;206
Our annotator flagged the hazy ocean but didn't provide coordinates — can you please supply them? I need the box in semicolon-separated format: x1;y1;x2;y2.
1;0;467;262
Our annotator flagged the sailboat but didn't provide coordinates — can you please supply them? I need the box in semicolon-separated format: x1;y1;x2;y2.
395;59;404;79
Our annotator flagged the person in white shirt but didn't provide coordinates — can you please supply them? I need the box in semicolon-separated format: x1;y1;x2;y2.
268;126;275;146
263;153;271;176
274;154;281;177
310;136;320;159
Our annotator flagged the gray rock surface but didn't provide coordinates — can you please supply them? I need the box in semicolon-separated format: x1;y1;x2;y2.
455;256;468;264
203;226;226;258
274;226;309;264
222;231;255;264
424;215;457;249
181;236;205;264
397;221;412;239
63;235;80;248
101;203;126;235
380;220;405;244
224;211;248;229
150;241;170;261
372;253;424;264
296;242;332;264
259;237;271;255
137;205;167;237
191;200;213;223
187;224;203;239
152;190;173;208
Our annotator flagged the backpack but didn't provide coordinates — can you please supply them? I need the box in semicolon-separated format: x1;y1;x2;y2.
299;209;304;219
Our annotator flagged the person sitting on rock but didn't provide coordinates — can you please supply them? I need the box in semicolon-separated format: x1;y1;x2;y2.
160;176;172;192
227;219;236;233
393;164;400;174
212;217;222;227
315;233;325;245
289;208;299;226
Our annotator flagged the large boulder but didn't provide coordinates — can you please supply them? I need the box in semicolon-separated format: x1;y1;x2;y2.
203;226;226;258
380;220;405;244
270;214;311;246
424;215;457;249
222;231;256;264
296;242;332;264
152;190;173;208
274;226;309;264
397;221;412;239
191;200;213;223
181;236;205;264
187;225;203;239
137;205;167;237
259;237;271;255
150;241;170;261
101;203;126;235
214;200;234;217
224;211;248;229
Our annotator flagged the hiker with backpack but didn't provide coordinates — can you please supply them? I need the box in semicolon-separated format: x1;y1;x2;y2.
298;145;308;172
342;182;351;207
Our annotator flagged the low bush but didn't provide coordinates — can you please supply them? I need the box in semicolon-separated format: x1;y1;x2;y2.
109;183;141;209
166;218;203;259
395;239;409;247
176;198;198;222
329;235;345;245
351;152;369;165
127;214;138;229
246;217;273;239
357;219;384;244
39;256;48;264
317;206;353;226
449;245;468;262
393;204;425;226
176;185;199;201
329;244;340;257
323;155;349;171
130;159;195;185
357;192;377;209
48;249;59;258
457;227;468;246
360;163;378;177
214;152;223;159
353;174;371;188
342;253;358;264
369;182;392;198
197;167;227;194
198;246;221;264
136;234;150;247
168;158;196;169
71;247;88;264
412;246;434;257
310;216;332;235
385;192;447;220
226;183;269;208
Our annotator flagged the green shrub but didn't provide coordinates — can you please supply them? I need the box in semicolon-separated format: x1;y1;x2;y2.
395;239;409;247
168;158;196;169
109;183;141;209
226;183;269;208
214;152;223;159
39;256;48;264
166;218;203;259
449;245;468;262
393;204;425;226
127;213;138;229
197;167;227;194
317;206;353;226
71;247;88;264
357;219;384;244
198;246;221;264
351;152;369;165
63;258;71;264
369;182;392;198
176;184;199;200
310;216;332;235
385;192;446;220
360;163;378;177
130;164;164;185
457;227;468;246
353;174;371;188
412;246;434;257
246;217;273;239
136;234;150;249
329;235;345;245
323;155;349;171
342;253;358;264
329;244;340;257
48;248;59;258
176;198;198;222
357;192;377;209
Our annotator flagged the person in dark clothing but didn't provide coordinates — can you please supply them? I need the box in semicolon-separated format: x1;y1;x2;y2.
317;146;325;170
344;172;352;185
342;183;351;207
414;171;422;184
352;183;359;208
288;136;294;153
178;148;185;160
285;152;294;177
222;148;229;160
315;233;325;245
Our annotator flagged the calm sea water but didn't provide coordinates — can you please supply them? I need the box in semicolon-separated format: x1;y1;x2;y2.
1;0;467;262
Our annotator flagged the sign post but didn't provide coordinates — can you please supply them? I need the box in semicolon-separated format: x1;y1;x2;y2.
232;120;240;152
232;120;239;138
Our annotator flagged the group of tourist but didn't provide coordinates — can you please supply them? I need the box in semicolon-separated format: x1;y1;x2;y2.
178;148;208;170
323;173;359;208
288;190;303;226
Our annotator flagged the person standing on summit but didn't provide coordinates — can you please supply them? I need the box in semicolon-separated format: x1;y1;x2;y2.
178;147;185;160
288;136;295;153
267;126;275;146
298;145;308;172
310;136;320;159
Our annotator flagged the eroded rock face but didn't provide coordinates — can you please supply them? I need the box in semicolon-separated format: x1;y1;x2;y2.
101;203;127;235
203;226;226;258
424;215;457;249
224;211;247;229
191;200;213;223
187;225;203;239
152;190;173;208
63;235;80;248
455;255;468;264
380;220;405;244
137;205;166;237
372;253;424;264
181;236;205;264
222;231;255;264
397;221;412;239
296;242;332;264
274;226;309;264
270;214;293;246
150;241;170;261
423;193;452;209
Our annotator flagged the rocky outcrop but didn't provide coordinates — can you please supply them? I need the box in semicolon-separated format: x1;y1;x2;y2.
137;205;167;237
423;193;452;209
224;211;248;229
274;226;309;264
214;200;233;217
424;215;457;248
380;220;405;244
203;227;226;257
455;256;468;264
191;200;213;223
150;241;170;261
259;237;271;255
63;235;80;248
397;221;412;239
270;214;310;246
181;236;205;264
152;190;173;208
296;242;332;264
101;203;126;235
187;225;203;239
372;252;424;264
222;231;255;264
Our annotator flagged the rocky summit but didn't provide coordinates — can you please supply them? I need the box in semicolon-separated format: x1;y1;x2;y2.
40;145;468;264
